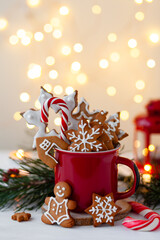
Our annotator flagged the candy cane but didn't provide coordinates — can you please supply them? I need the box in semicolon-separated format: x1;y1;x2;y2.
122;201;160;231
41;97;69;142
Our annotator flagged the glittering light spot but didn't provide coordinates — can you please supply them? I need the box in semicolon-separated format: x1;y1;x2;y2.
27;0;40;7
44;24;53;33
49;70;58;79
9;35;19;45
71;61;81;72
34;100;41;109
147;59;156;68
61;46;71;56
130;48;140;58
134;140;141;148
27;64;42;79
120;111;129;121
145;0;153;2
53;85;63;95
135;12;144;21
52;29;62;39
99;59;109;69
106;86;116;96
92;5;101;14
17;29;26;38
20;92;30;102
144;164;152;172
26;123;35;129
50;18;60;27
45;56;55;66
59;6;69;15
43;83;52;92
108;33;117;42
73;43;83;53
21;36;31;46
134;94;143;103
54;117;61;126
142;173;151;183
128;39;137;48
13;112;22;121
77;73;88;85
142;148;148;156
16;149;24;159
0;18;8;30
134;0;143;4
136;80;145;90
110;52;120;62
148;144;155;152
34;32;44;41
65;86;74;95
149;33;159;43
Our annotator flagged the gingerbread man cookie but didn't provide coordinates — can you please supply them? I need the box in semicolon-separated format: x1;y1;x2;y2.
41;182;76;228
12;212;31;222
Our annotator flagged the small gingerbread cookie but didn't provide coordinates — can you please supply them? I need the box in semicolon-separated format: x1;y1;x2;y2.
65;117;106;152
85;193;121;227
90;110;108;127
12;212;31;222
41;182;76;228
36;136;69;168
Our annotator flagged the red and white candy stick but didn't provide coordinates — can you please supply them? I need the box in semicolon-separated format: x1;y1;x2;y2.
41;97;69;142
123;201;160;231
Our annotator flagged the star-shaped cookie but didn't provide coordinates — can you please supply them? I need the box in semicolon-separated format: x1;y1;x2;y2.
85;193;121;227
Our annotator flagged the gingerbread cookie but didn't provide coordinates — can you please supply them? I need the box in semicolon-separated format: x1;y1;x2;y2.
12;212;31;222
85;193;121;227
36;136;69;168
90;110;108;127
41;182;76;228
65;117;107;152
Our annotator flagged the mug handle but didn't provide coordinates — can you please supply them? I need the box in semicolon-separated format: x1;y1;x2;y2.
115;156;140;200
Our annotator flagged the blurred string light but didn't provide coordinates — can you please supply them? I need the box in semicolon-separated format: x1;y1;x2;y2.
71;61;81;72
134;94;143;103
99;59;109;69
134;0;143;4
21;36;31;46
13;112;22;121
27;63;42;79
106;86;116;96
134;139;141;148
49;70;58;79
92;5;102;14
110;52;120;62
61;45;71;56
9;35;19;45
73;43;83;53
20;92;30;102
65;86;74;95
130;48;140;58
44;24;53;33
59;6;69;15
144;164;152;172
107;33;117;42
148;144;155;152
34;32;44;41
145;0;153;2
26;0;40;7
17;29;26;38
43;83;52;92
53;85;63;95
149;33;159;43
54;117;61;126
52;29;62;39
136;80;145;90
0;18;8;30
26;123;35;129
34;99;41;109
135;12;144;21
146;59;156;68
50;18;61;27
128;39;137;48
76;73;88;85
45;56;55;66
142;148;148;156
120;111;129;121
16;149;24;159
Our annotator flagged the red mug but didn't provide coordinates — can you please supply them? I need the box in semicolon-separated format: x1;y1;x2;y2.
54;145;140;212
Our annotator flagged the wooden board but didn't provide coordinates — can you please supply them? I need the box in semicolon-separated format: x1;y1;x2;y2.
42;200;131;226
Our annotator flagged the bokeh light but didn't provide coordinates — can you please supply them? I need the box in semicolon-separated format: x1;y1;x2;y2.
146;59;156;68
92;5;101;14
54;117;61;126
26;0;40;7
13;112;22;121
76;73;88;85
26;123;35;129
149;33;159;43
73;43;83;53
135;12;144;21
34;99;41;109
142;148;148;156
53;85;63;95
16;149;24;159
106;86;117;96
65;86;74;95
61;45;71;56
130;48;140;58
17;29;26;38
34;32;44;41
21;36;31;46
52;29;62;39
9;35;19;45
71;61;81;72
49;70;58;79
134;94;143;103
110;52;120;62
45;56;55;66
59;6;69;15
120;111;129;121
27;64;42;79
128;39;137;48
134;0;143;4
43;83;52;92
99;59;109;69
134;140;141;148
50;18;60;27
148;144;155;152
144;164;152;172
44;24;53;33
136;80;145;90
0;18;8;30
107;33;117;42
20;92;30;102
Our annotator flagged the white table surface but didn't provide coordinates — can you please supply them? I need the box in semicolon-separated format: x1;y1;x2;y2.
0;150;160;240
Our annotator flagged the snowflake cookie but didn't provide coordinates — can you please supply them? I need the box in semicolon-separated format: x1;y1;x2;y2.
85;193;121;227
65;117;107;152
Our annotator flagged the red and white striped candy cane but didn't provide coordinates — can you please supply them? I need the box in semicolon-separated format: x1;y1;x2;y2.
41;97;69;142
122;201;160;231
